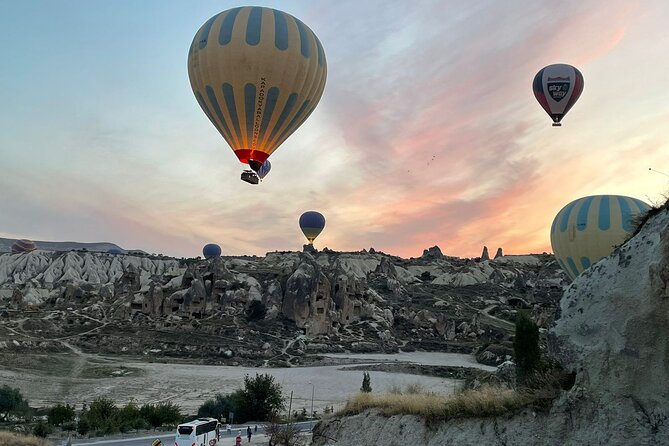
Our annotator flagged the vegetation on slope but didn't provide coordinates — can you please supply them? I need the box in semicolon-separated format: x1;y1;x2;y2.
0;431;51;446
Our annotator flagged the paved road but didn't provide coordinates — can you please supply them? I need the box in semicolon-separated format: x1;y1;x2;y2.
62;422;313;446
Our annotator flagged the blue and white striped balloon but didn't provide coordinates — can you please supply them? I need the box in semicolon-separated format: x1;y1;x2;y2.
550;195;650;280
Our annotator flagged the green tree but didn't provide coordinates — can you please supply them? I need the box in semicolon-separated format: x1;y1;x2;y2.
156;402;182;426
360;372;372;393
48;403;76;426
118;401;148;432
198;394;235;420
513;311;542;383
80;397;119;434
0;385;27;421
235;374;285;422
139;402;181;429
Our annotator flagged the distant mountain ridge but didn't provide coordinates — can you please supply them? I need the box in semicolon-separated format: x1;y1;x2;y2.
0;237;128;254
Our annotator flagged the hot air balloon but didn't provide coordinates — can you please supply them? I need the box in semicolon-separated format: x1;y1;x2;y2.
257;159;271;180
11;239;36;254
533;64;584;127
188;7;327;184
299;211;325;245
203;243;222;259
550;195;650;280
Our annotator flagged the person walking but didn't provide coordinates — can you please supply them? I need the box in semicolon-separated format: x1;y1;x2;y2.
227;424;232;434
246;426;252;442
235;432;242;446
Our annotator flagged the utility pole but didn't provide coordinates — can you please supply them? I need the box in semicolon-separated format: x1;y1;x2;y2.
309;382;315;431
287;390;293;426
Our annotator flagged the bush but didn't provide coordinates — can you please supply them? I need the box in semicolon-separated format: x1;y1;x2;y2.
360;372;372;393
513;311;541;383
48;403;75;426
0;431;51;446
32;421;53;438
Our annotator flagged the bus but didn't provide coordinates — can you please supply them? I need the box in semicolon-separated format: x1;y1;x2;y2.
174;418;220;446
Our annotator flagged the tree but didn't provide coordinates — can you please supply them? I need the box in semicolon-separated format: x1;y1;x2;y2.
198;394;235;421
140;402;181;429
0;385;27;421
235;374;285;422
513;311;542;383
360;372;372;393
48;403;76;426
156;402;182;426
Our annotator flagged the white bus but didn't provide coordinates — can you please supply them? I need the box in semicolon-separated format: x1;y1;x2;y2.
174;417;220;446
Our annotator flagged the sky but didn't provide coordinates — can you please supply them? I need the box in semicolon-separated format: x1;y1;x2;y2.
1;0;669;258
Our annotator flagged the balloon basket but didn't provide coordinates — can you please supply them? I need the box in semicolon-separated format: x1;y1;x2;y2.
241;170;259;184
552;123;562;127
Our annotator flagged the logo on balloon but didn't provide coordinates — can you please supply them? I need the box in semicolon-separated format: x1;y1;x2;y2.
547;76;570;102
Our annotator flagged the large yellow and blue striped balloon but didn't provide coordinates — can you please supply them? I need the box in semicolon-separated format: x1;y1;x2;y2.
188;7;327;171
550;195;650;280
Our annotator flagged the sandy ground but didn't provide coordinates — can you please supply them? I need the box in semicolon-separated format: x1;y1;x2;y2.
0;352;488;414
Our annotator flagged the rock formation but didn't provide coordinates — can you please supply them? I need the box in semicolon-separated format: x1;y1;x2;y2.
313;206;669;445
0;245;567;364
481;246;490;261
495;247;503;258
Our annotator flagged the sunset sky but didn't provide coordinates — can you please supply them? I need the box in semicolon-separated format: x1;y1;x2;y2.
1;0;668;258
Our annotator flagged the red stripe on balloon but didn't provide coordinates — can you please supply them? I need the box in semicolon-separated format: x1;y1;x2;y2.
233;149;270;165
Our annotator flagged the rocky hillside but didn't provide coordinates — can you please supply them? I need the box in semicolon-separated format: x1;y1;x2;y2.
0;245;567;366
0;237;127;254
313;206;669;445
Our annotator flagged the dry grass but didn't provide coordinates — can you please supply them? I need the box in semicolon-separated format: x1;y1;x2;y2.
0;431;52;446
339;385;530;422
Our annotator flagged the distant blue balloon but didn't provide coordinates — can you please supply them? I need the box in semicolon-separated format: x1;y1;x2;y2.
203;244;222;259
257;160;271;179
299;211;326;244
107;248;124;255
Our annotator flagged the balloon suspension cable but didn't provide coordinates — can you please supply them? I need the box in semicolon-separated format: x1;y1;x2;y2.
648;168;669;178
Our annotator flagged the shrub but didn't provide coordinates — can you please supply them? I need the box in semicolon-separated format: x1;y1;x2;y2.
48;403;75;426
32;421;53;438
0;431;51;446
360;372;372;393
513;311;541;383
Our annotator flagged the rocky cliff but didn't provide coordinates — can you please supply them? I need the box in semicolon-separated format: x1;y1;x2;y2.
313;206;669;445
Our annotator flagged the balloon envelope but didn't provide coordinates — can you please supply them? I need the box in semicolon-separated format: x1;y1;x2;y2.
203;243;222;259
299;211;325;244
11;239;36;254
533;64;584;126
257;160;271;179
188;6;327;170
550;195;650;280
